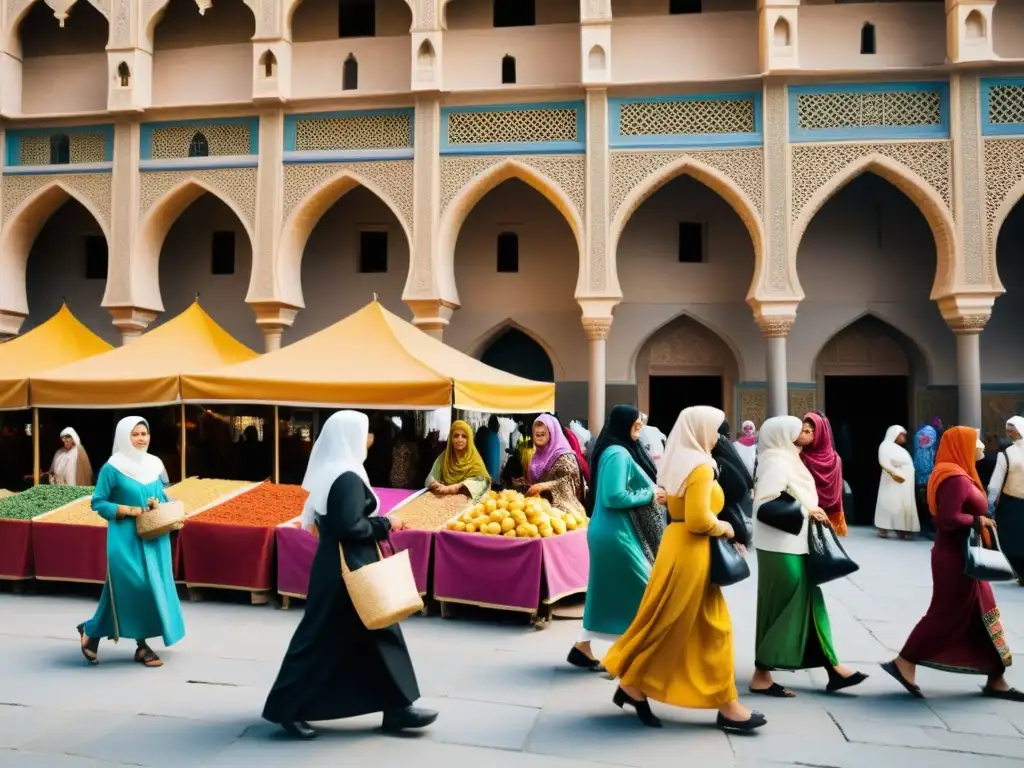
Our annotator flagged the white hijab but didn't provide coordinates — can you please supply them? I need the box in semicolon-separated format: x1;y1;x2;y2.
658;406;725;495
107;416;169;486
1007;416;1024;447
299;410;379;531
51;427;82;485
754;415;819;510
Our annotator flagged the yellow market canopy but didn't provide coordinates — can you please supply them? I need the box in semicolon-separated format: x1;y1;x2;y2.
0;304;113;410
181;301;555;413
30;302;259;408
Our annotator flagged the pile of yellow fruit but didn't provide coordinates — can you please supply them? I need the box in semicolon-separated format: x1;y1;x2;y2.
445;489;588;538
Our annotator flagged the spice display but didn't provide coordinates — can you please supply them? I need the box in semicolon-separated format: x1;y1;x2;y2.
0;490;16;500
0;485;93;521
189;481;308;528
34;496;105;527
166;478;254;517
445;489;588;538
393;492;473;531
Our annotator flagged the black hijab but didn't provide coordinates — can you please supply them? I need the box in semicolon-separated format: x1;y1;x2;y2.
586;405;658;514
711;419;753;487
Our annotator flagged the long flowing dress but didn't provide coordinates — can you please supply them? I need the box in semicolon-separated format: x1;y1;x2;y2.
900;474;1011;675
875;431;920;534
582;446;656;642
263;472;420;723
82;464;184;646
712;438;753;546
602;464;738;709
988;442;1024;577
532;453;585;515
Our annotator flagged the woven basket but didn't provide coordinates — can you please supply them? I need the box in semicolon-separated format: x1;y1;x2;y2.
136;500;186;540
340;542;423;630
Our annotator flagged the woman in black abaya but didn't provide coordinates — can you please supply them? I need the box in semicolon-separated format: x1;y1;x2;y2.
711;421;754;546
262;410;437;739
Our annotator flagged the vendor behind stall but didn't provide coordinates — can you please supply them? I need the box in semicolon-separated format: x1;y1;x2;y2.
526;414;586;514
426;420;491;502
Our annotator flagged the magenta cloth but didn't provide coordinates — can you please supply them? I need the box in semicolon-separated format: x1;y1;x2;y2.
0;519;33;578
540;530;589;602
32;522;107;583
800;411;843;509
564;428;591;484
529;414;575;484
738;420;758;447
274;487;419;599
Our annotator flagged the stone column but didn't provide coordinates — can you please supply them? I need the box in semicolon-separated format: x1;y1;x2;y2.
252;302;298;352
407;299;455;340
582;317;611;432
940;296;993;429
109;307;158;345
758;317;793;418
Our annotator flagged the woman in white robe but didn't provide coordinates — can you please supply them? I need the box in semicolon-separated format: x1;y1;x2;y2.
48;427;93;486
874;425;919;539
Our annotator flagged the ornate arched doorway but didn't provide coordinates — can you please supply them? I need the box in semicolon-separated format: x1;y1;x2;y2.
635;315;738;434
480;327;555;383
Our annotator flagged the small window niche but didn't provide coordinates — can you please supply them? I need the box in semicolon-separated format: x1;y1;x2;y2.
496;231;519;273
588;45;607;71
211;231;236;275
117;61;131;87
260;50;277;79
49;134;70;165
677;222;705;264
772;17;791;47
343;54;358;91
339;0;375;37
860;22;876;54
670;0;701;14
359;230;388;273
501;54;516;85
416;39;436;70
84;236;108;280
188;132;210;158
493;0;535;28
964;9;986;39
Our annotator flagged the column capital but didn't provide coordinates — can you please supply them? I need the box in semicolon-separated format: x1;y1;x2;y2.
0;309;26;338
251;300;299;352
108;306;158;344
938;293;996;335
758;317;794;339
750;299;799;338
582;316;612;341
407;298;456;339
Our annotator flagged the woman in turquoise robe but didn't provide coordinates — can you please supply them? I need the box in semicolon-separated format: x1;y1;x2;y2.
78;416;184;668
568;406;667;670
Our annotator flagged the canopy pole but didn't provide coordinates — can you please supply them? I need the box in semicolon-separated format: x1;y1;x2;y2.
179;404;187;482
32;408;40;486
273;406;280;483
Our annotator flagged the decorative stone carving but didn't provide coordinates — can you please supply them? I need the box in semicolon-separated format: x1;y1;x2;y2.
2;173;112;232
416;0;435;29
139;168;257;232
763;84;789;292
945;314;989;334
739;387;767;427
756;317;793;338
411;99;438;295
644;317;732;370
439;155;585;226
113;0;129;45
788;388;816;419
282;161;414;238
983;137;1024;267
582;317;611;341
817;324;909;375
587;89;608;292
955;75;985;285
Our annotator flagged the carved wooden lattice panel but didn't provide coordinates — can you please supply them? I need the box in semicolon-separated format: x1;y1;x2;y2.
619;98;756;137
294;114;412;151
795;91;942;131
446;109;578;145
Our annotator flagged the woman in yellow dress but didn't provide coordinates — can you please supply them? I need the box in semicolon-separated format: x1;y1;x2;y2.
603;405;767;733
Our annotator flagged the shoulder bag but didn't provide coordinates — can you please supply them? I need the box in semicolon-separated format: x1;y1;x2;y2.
339;540;424;629
807;520;859;585
756;491;804;536
964;527;1016;582
709;535;750;587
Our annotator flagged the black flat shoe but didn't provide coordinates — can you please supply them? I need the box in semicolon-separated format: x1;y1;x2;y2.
381;706;438;732
717;710;767;733
880;661;924;699
281;721;317;740
982;686;1024;702
749;682;794;698
826;670;868;693
567;645;602;671
612;687;662;728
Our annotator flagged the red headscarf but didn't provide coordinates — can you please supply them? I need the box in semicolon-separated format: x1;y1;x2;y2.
926;425;984;516
799;412;843;509
563;426;591;484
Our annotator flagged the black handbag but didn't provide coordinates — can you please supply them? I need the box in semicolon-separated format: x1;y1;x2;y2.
964;527;1017;582
757;492;804;536
709;535;750;587
719;504;751;547
807;520;859;585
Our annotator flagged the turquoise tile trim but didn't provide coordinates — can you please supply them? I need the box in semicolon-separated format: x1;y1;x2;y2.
3;162;113;175
440;101;586;156
140;116;260;160
981;78;1024;137
982;383;1024;392
788;82;950;143
608;92;763;150
283;107;415;152
5;124;115;166
788;382;817;390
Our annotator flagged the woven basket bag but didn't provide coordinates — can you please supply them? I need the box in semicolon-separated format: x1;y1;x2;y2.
340;541;423;630
136;500;186;540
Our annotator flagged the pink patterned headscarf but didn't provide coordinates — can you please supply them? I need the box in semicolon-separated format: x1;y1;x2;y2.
799;412;843;509
737;420;758;447
529;414;575;483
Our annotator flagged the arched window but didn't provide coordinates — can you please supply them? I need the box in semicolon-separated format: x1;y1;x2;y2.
343;54;358;90
501;54;516;85
49;134;70;165
188;132;210;158
860;22;876;54
260;50;277;79
117;61;131;87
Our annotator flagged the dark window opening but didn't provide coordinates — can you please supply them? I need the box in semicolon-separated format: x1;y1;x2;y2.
188;132;209;158
501;54;516;84
497;231;519;272
211;231;236;275
117;61;131;87
49;134;70;165
260;50;277;78
343;54;358;90
860;22;876;54
359;231;388;273
493;0;535;27
339;0;375;37
670;0;702;14
84;236;108;280
678;222;705;263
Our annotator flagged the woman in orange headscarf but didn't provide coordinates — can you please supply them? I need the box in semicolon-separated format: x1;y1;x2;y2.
881;426;1022;701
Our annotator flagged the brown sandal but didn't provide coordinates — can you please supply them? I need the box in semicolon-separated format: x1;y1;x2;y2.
76;623;99;665
135;644;163;668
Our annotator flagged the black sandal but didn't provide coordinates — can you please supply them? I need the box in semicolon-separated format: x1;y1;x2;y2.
749;682;795;698
826;670;869;693
135;644;163;668
982;686;1024;702
76;623;99;665
880;660;923;699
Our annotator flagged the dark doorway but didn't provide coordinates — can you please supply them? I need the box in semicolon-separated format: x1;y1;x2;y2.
480;328;554;382
647;375;723;435
823;375;910;526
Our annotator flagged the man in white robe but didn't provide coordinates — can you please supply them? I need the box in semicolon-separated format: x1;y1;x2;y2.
874;425;919;539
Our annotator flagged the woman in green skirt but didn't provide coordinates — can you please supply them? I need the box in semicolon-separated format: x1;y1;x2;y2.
749;416;867;698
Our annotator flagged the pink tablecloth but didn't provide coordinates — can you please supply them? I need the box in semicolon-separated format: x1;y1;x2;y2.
275;488;418;599
433;529;589;613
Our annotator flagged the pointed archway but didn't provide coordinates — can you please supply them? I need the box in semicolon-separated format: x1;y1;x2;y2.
479;327;555;383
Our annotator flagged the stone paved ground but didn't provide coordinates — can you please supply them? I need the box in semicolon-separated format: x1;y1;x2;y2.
3;529;1024;767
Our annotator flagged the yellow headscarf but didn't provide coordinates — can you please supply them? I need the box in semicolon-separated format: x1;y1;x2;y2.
441;420;491;484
